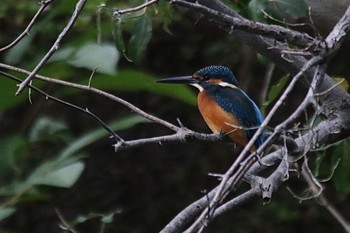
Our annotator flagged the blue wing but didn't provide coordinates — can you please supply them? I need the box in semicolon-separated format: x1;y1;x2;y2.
213;87;265;148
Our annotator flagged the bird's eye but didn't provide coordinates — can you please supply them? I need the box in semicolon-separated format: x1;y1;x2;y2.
203;75;210;80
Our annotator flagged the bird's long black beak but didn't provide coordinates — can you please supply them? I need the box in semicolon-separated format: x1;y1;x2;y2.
157;76;196;84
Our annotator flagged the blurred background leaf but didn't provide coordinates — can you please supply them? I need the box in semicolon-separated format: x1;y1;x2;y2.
127;15;152;63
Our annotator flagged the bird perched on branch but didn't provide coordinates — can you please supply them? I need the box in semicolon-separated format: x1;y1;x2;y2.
157;65;265;152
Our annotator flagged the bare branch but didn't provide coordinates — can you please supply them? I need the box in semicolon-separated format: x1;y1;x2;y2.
318;193;350;233
170;0;316;49
259;63;275;106
114;129;223;152
175;0;349;109
0;62;180;131
15;0;87;96
0;71;121;141
0;63;227;150
183;53;324;232
2;1;350;232
324;4;350;56
300;158;350;233
215;153;289;217
0;0;54;53
55;208;80;233
160;147;287;233
114;0;159;16
158;1;350;227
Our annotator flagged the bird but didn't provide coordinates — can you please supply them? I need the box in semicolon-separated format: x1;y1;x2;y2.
157;65;265;152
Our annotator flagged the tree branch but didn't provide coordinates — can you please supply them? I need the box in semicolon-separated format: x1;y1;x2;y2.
15;0;87;96
2;1;350;232
181;55;323;232
114;0;159;16
170;0;316;50
0;71;121;142
177;0;350;115
0;63;227;150
158;1;350;232
0;0;54;52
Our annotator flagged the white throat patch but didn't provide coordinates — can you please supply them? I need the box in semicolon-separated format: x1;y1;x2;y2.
218;82;238;89
190;83;204;92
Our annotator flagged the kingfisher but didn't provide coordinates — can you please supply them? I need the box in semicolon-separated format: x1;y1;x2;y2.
157;65;265;152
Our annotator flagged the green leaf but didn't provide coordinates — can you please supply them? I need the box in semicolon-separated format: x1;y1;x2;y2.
48;46;75;63
261;75;288;113
59;115;148;159
68;43;120;75
0;76;27;111
27;160;84;188
96;5;104;45
314;151;326;177
4;31;36;65
332;140;350;198
101;212;115;224
248;0;307;22
271;0;308;18
333;76;349;91
113;18;130;61
74;213;101;224
0;135;25;178
73;210;120;225
248;0;266;21
0;207;16;221
127;16;152;63
29;117;69;142
87;69;197;106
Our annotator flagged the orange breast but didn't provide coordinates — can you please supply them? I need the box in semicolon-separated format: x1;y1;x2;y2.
198;91;255;151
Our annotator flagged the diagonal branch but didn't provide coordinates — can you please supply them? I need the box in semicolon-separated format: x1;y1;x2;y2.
0;71;121;141
183;55;324;233
159;1;350;232
0;63;227;149
178;0;349;111
170;0;316;50
15;0;87;96
114;0;159;16
0;0;54;53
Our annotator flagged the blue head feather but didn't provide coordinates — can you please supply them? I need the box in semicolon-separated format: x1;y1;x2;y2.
195;66;239;87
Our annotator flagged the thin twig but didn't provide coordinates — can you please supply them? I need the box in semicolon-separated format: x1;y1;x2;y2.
114;0;159;16
0;62;180;132
324;4;350;55
160;1;350;231
1;63;224;152
0;71;121;141
170;0;316;49
186;55;324;233
292;157;350;233
317;194;350;233
0;0;54;53
55;208;80;233
260;62;275;106
261;9;308;27
114;130;223;152
15;0;87;96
